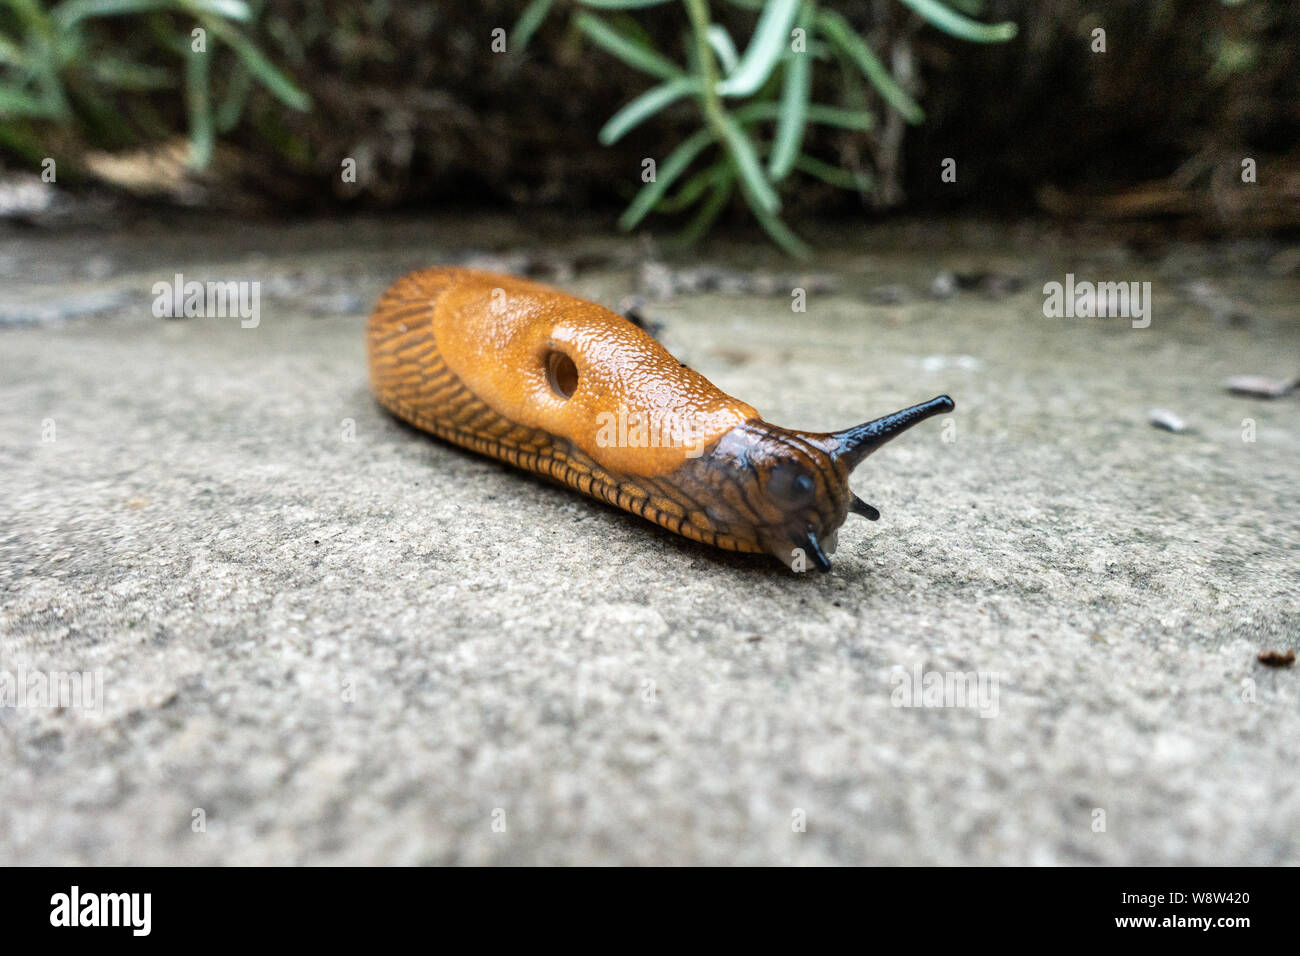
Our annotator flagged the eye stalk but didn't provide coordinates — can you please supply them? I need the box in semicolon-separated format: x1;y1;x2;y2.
830;395;954;468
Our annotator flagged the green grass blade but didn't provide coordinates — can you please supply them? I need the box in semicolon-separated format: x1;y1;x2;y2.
717;0;800;97
767;10;812;181
804;103;872;130
510;0;556;51
185;45;214;168
599;75;698;144
204;16;310;110
817;9;923;123
717;110;778;214
618;127;714;230
795;153;871;191
737;100;872;131
52;0;250;29
897;0;1016;43
189;0;254;19
574;0;674;8
656;161;726;213
707;25;739;76
751;202;811;258
574;12;683;80
215;59;253;132
90;57;174;90
675;170;735;247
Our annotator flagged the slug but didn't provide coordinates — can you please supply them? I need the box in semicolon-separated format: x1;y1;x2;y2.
367;267;953;572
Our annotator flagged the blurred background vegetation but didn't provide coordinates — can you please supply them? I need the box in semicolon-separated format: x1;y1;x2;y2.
1;0;1296;246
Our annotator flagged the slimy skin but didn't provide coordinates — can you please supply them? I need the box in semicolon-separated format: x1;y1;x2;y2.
367;267;953;572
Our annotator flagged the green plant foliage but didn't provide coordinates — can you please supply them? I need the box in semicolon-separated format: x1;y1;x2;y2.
0;0;309;169
517;0;1018;255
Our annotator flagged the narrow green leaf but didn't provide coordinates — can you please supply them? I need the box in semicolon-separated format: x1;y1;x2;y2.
717;111;778;214
185;46;214;168
204;16;311;110
897;0;1016;43
618;127;714;230
51;0;172;29
737;101;872;132
188;0;254;19
795;154;871;191
575;0;674;8
657;162;727;213
751;203;811;258
806;39;832;59
675;171;735;247
215;59;253;132
767;8;813;181
510;0;556;51
52;0;250;29
805;103;872;130
599;75;698;145
817;9;923;124
90;57;174;90
574;12;683;80
707;25;739;76
717;0;800;97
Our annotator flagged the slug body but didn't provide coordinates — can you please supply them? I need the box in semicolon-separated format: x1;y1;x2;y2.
367;267;952;572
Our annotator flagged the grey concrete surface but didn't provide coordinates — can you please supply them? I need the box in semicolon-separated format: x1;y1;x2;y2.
1;216;1297;865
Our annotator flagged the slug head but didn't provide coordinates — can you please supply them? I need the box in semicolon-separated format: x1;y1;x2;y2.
690;395;954;572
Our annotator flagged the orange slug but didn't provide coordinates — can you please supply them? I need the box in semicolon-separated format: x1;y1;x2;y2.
367;267;953;572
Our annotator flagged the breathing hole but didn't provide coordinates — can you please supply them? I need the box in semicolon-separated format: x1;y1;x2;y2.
546;351;578;400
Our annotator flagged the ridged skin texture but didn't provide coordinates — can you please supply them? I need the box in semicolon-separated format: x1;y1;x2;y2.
367;267;859;566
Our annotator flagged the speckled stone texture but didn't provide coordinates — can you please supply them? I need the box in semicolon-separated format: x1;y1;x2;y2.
1;217;1296;864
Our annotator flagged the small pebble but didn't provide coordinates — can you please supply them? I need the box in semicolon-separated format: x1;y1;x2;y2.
929;271;957;299
1148;409;1187;433
1224;375;1297;399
